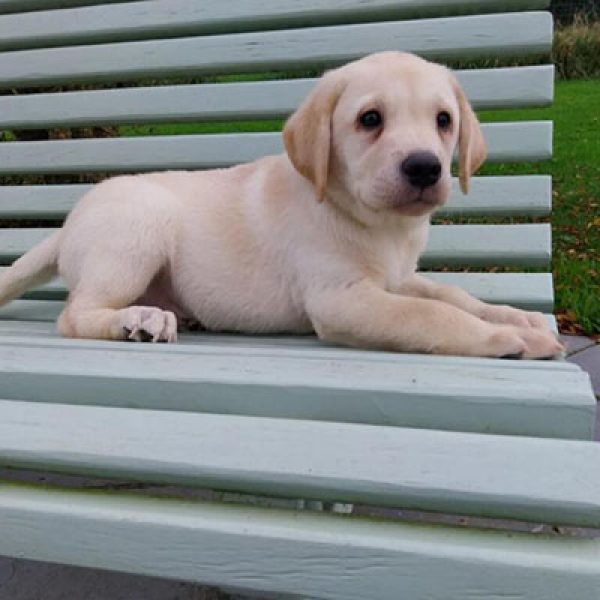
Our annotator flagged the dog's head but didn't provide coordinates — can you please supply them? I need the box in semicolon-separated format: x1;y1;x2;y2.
283;52;486;222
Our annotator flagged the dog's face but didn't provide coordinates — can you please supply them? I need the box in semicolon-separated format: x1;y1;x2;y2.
283;52;486;223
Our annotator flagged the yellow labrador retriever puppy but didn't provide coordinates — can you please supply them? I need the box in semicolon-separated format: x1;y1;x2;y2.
0;52;563;358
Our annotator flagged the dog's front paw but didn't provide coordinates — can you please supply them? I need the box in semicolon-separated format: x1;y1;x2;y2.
488;325;564;360
480;304;548;330
120;306;178;343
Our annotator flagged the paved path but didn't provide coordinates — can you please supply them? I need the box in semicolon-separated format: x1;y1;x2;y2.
561;335;599;440
1;335;598;600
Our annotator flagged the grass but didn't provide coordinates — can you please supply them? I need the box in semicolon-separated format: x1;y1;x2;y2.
122;79;597;336
554;14;600;79
478;79;600;335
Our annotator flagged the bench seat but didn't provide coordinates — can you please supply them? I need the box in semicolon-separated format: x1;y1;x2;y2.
0;325;594;439
0;1;597;598
1;399;600;599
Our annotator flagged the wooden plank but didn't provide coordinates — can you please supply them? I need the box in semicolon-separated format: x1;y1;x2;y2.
1;399;599;525
0;13;553;88
0;122;552;175
0;223;551;267
425;272;554;311
457;64;554;110
0;270;554;311
0;300;63;322
0;483;599;600
0;337;593;438
0;184;89;219
0;1;126;15
0;175;552;220
0;319;572;372
0;65;554;130
441;175;551;217
0;0;552;51
421;223;551;268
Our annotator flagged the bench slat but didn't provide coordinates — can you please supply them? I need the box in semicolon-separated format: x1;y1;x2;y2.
0;0;552;51
0;122;552;175
0;175;552;220
442;175;551;216
0;399;599;526
0;320;574;374
422;223;551;268
0;322;581;372
0;337;593;438
0;65;554;130
425;272;554;310
0;1;126;14
0;271;554;312
0;13;553;88
0;483;599;600
0;322;574;373
0;223;551;268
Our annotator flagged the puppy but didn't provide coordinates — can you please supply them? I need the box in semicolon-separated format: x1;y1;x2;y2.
0;52;563;358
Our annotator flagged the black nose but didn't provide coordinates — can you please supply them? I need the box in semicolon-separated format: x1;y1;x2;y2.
401;152;442;189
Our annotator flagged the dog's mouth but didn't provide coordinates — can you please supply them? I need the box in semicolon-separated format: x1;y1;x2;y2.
390;188;444;215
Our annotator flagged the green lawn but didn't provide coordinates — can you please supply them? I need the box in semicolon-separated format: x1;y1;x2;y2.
122;79;600;335
479;79;599;335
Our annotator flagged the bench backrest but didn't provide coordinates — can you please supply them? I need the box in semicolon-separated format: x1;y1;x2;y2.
2;6;600;600
0;0;555;314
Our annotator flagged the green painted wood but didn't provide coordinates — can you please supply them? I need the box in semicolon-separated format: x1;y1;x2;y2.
0;335;593;438
425;272;554;311
457;64;554;110
0;185;89;219
0;0;552;51
0;299;63;322
0;483;599;599
442;175;551;216
0;1;126;15
421;223;551;268
0;223;551;268
0;122;552;175
0;175;551;220
0;13;553;88
0;65;554;130
0;270;554;311
0;318;571;372
0;399;598;525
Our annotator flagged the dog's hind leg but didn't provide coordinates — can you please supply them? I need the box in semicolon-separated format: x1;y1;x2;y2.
58;252;178;343
59;302;177;342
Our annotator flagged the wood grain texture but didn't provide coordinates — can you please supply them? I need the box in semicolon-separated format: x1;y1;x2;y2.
0;270;554;311
0;65;554;130
0;175;551;219
0;13;553;87
0;122;552;175
0;223;552;268
0;335;593;439
0;399;598;524
0;483;599;599
0;0;552;50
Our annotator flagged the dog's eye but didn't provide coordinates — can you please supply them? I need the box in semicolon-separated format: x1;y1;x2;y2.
437;111;452;130
359;110;383;129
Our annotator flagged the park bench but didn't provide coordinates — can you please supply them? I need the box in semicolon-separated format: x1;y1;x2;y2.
0;1;598;598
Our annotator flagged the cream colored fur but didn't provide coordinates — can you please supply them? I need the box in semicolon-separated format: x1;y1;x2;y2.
0;52;563;358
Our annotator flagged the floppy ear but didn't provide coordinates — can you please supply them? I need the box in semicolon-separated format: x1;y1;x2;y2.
453;79;487;194
283;73;346;201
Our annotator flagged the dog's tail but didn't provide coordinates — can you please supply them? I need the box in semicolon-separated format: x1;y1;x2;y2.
0;230;60;307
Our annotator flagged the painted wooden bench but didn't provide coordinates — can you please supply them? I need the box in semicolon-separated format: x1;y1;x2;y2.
0;1;598;598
